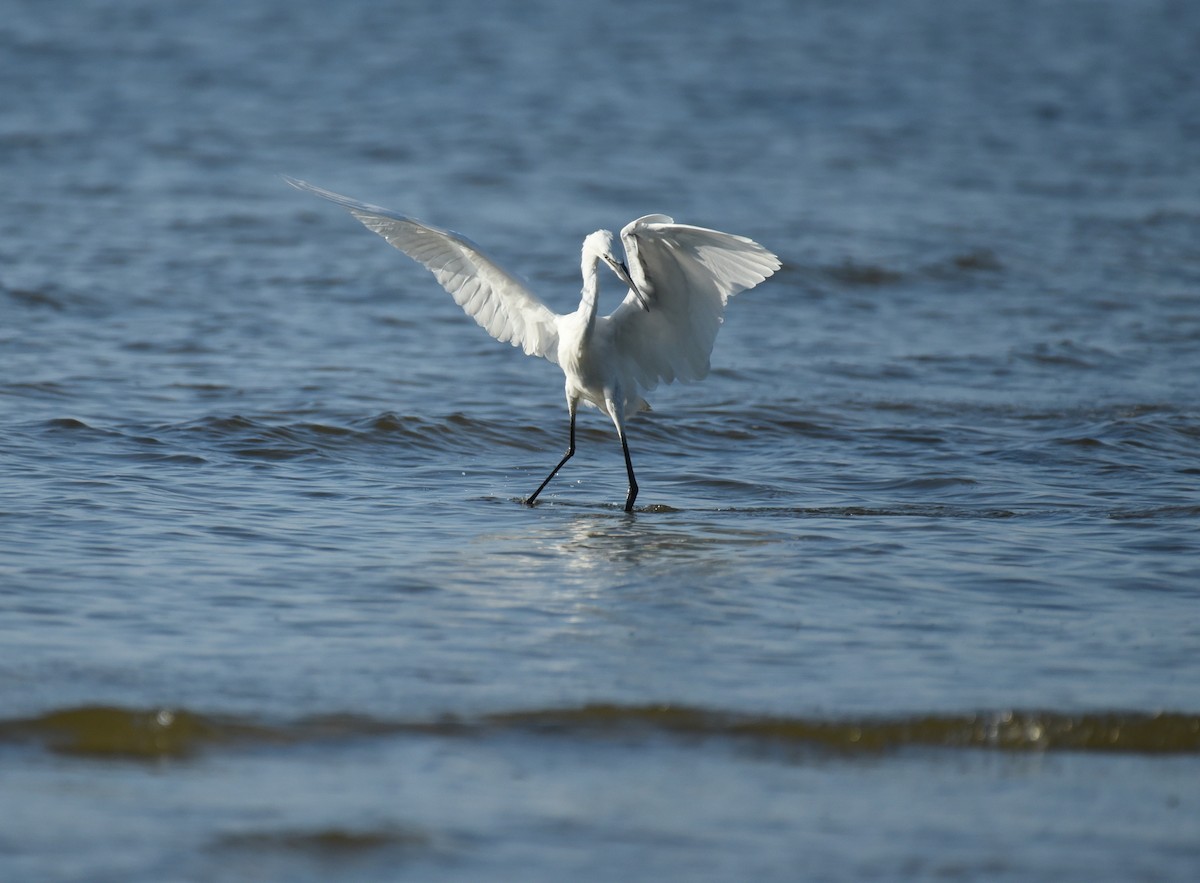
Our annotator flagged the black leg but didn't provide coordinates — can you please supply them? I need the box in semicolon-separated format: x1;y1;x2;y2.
526;408;576;506
620;429;638;512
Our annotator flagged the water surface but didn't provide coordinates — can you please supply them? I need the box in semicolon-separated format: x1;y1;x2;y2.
2;0;1199;880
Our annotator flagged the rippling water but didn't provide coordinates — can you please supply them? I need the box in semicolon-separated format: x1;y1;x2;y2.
3;0;1200;880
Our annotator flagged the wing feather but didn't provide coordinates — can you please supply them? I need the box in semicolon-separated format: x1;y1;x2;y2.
286;178;561;362
608;214;780;392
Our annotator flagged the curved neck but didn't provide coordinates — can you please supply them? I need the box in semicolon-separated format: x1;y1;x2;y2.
578;255;602;335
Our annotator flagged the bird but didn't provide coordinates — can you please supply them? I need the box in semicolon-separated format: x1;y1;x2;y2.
285;177;780;511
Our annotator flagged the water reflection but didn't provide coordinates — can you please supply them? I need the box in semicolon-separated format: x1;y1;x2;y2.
477;506;786;577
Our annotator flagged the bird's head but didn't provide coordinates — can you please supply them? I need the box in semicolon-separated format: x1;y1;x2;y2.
581;229;648;310
581;230;615;271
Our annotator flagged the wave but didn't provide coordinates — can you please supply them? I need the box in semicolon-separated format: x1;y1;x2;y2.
217;826;431;855
14;405;860;464
3;704;1196;761
16;411;545;464
806;250;1004;290
12;400;1198;488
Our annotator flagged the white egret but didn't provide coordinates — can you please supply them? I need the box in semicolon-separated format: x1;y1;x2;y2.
286;177;780;511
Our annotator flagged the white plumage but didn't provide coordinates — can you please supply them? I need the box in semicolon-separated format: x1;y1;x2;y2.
286;177;780;511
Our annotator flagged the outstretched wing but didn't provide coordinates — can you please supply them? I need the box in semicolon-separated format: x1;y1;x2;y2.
608;214;780;389
286;177;561;362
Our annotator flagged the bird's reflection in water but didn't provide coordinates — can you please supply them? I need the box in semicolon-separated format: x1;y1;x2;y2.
478;505;783;578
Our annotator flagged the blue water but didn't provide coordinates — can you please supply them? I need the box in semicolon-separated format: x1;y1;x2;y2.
3;0;1200;880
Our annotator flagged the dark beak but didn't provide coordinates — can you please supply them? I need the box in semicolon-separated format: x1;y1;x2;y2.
603;256;650;311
